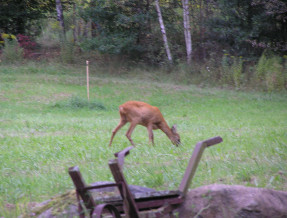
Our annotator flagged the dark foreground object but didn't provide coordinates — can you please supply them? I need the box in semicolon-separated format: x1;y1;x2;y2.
69;136;223;217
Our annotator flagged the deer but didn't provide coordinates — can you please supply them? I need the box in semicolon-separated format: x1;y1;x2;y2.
109;101;180;147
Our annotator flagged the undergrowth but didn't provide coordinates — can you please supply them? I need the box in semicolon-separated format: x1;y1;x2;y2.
53;96;106;110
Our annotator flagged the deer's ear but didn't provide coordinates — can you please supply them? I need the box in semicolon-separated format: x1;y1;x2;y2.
171;125;177;133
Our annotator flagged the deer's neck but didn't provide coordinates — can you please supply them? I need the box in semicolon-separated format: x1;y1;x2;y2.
160;121;174;141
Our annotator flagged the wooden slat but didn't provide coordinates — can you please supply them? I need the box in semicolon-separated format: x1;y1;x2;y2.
133;190;182;199
68;166;96;211
179;136;223;196
114;146;134;169
109;159;140;218
136;197;183;210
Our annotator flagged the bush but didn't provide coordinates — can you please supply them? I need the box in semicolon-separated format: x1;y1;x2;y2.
231;57;243;89
17;34;37;58
220;54;233;85
0;33;16;48
255;52;285;91
1;39;23;63
265;57;284;92
255;51;269;82
60;40;75;64
53;96;106;110
17;34;37;50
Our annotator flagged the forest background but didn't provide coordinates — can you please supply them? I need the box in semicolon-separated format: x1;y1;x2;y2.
1;0;287;91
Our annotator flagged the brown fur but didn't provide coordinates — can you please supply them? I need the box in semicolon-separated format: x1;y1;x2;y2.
109;101;180;146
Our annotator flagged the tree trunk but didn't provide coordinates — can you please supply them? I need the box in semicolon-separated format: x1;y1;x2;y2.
155;0;173;64
55;0;66;41
83;21;90;38
182;0;192;65
73;2;77;42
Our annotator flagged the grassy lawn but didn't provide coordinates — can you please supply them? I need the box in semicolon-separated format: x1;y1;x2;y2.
0;62;287;216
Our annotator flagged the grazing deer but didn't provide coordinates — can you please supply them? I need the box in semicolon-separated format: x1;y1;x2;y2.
109;101;180;147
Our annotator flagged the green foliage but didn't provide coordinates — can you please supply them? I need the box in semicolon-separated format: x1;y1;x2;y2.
60;40;75;64
1;39;23;63
220;55;244;88
255;52;285;91
255;51;269;82
231;57;243;89
265;58;284;92
0;33;17;48
0;0;55;35
81;32;139;55
207;0;287;57
78;0;184;62
220;54;233;85
79;0;147;56
53;96;106;110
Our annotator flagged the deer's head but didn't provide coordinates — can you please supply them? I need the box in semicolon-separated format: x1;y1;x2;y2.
171;125;181;146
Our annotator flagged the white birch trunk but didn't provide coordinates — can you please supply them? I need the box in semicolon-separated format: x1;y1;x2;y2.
182;0;192;64
155;0;173;64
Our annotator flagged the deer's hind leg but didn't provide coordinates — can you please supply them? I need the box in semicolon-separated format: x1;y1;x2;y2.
147;124;154;145
126;122;137;146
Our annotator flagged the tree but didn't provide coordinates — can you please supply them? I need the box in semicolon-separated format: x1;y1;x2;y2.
0;0;55;35
155;0;173;63
55;0;66;41
79;0;151;56
207;0;287;57
250;0;287;52
182;0;192;64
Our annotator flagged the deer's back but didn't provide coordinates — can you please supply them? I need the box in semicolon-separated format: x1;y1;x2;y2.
119;101;164;126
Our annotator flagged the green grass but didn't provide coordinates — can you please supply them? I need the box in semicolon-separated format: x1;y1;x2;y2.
0;62;287;216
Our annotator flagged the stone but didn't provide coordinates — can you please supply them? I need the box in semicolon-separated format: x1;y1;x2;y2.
178;184;287;218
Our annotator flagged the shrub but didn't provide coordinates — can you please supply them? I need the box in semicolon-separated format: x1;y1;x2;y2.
1;39;23;63
0;33;16;48
255;52;285;91
61;40;75;64
53;96;106;110
16;34;37;58
231;57;243;89
17;34;37;50
264;57;284;92
220;54;233;85
255;51;269;82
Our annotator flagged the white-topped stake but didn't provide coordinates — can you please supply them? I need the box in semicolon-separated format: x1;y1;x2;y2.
86;60;90;101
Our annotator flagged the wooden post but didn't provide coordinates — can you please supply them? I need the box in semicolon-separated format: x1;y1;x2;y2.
86;60;90;101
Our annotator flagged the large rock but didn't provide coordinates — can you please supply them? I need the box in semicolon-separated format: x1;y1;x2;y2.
178;184;287;218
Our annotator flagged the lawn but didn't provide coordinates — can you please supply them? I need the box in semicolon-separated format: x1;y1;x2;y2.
0;62;287;216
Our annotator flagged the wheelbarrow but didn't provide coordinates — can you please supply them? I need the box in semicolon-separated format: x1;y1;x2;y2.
68;136;223;217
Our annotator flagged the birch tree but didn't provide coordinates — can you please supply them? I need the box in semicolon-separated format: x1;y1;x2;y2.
155;0;173;64
182;0;192;64
55;0;66;41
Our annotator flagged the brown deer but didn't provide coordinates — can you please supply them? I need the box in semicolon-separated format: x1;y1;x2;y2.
109;101;180;147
